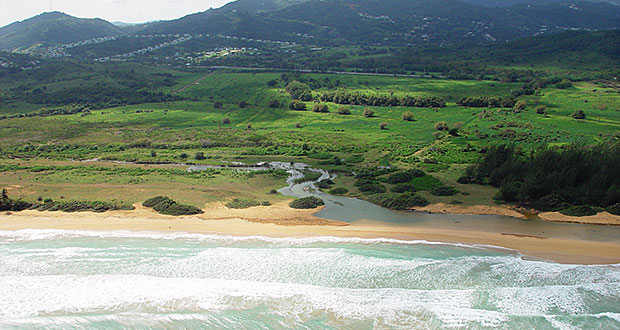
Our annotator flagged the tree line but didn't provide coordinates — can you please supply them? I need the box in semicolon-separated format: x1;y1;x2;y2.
458;144;620;211
320;90;446;108
457;96;516;108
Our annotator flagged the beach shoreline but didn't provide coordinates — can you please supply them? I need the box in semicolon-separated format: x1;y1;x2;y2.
2;205;620;265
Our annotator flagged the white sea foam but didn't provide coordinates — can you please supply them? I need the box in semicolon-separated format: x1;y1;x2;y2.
0;274;510;328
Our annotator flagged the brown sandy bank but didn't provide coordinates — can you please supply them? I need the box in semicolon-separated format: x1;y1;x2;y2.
1;208;620;265
539;211;620;226
415;203;527;219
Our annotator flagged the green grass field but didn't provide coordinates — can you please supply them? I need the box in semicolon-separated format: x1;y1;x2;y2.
1;70;618;207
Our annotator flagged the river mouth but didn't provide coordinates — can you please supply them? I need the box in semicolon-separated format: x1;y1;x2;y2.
186;161;620;243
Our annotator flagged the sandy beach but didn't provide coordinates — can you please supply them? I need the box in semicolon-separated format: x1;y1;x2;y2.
539;211;620;226
2;203;620;265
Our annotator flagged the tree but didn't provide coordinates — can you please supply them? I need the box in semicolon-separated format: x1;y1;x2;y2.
289;100;307;111
268;99;280;108
536;105;547;115
435;121;449;131
572;110;586;120
195;152;206;160
238;101;247;108
403;111;414;121
222;117;231;124
179;153;189;159
363;108;375;118
285;81;313;101
514;100;527;112
150;150;157;157
213;101;223;109
267;80;277;87
312;103;329;113
337;106;351;115
380;122;388;130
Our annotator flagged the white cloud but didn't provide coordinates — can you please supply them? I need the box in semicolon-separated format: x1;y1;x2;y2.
0;0;232;27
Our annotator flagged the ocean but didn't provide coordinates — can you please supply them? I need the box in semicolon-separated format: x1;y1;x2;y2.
0;229;619;329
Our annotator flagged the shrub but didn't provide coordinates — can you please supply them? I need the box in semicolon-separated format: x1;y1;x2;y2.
195;152;206;160
337;106;351;115
312;103;329;113
363;108;375;118
261;201;271;206
403;111;414;121
32;200;134;213
358;182;387;194
222;117;231;124
367;193;429;210
572;110;586;120
329;187;349;195
514;100;527;111
142;196;203;215
293;171;322;184
295;122;302;128
533;194;570;212
536;105;547;115
317;181;332;189
391;183;417;193
606;203;620;216
269;189;278;194
238;101;247;108
435;121;449;131
179;153;189;159
213;101;223;109
430;186;459;196
380;122;388;130
290;100;307;111
268;99;280;108
226;198;261;209
559;205;598;217
387;172;413;184
289;196;325;209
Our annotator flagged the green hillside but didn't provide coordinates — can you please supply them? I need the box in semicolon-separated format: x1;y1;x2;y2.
0;12;124;51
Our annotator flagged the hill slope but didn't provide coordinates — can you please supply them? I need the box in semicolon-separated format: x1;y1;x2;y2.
0;12;124;51
134;0;620;45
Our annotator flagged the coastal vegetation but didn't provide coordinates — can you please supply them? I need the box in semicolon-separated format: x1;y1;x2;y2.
289;196;325;209
142;196;203;215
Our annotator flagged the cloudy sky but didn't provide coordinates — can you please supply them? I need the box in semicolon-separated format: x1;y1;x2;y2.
0;0;233;27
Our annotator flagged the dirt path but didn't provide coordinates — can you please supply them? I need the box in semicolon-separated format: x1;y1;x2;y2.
173;71;213;94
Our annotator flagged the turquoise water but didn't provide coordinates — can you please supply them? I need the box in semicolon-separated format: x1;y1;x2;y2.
0;230;619;329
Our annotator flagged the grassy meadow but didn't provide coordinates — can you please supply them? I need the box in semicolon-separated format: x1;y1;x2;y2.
1;69;619;208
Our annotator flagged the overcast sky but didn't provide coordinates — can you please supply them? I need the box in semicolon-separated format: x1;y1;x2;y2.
0;0;233;28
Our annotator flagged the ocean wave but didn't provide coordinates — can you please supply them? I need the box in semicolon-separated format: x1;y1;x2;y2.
0;228;517;251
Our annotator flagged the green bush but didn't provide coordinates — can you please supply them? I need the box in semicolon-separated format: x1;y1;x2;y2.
312;103;329;113
317;181;332;189
559;205;598;217
363;108;375;118
430;186;459;196
387;172;413;184
358;182;387;194
605;203;620;216
226;198;261;209
289;196;325;209
337;106;351;115
33;200;134;213
391;183;417;193
329;187;349;195
367;193;429;210
290;100;307;111
143;196;203;216
403;111;414;121
293;171;322;184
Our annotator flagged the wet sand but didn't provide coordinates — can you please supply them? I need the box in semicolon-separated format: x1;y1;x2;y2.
1;205;620;265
